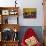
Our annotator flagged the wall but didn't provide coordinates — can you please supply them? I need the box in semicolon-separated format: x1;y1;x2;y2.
0;0;44;26
19;0;44;26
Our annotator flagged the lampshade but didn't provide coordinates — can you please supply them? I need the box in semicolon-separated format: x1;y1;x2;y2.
13;28;17;32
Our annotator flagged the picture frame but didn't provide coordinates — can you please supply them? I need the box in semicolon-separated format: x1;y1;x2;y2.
2;10;9;15
23;8;37;18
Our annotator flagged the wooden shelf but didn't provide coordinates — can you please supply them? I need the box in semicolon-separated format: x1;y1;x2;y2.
0;7;20;46
0;24;20;32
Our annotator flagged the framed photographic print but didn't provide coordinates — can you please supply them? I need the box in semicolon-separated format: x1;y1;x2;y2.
2;10;9;15
23;8;37;18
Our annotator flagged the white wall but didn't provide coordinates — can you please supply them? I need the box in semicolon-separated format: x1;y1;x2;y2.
19;0;44;26
0;0;44;26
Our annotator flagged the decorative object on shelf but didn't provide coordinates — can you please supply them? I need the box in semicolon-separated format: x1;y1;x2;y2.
2;10;9;15
13;28;18;41
13;27;17;32
9;9;18;15
1;28;19;41
13;32;18;41
2;16;8;24
1;28;13;41
5;18;8;24
23;8;37;18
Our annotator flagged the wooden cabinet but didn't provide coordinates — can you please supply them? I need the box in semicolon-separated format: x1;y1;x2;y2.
0;7;20;46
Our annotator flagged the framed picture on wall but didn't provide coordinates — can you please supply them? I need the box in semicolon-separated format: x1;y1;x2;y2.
23;8;37;18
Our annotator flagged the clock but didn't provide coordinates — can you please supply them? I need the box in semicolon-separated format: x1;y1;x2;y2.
2;10;9;15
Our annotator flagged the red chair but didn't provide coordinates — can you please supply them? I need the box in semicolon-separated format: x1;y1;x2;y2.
21;28;41;46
